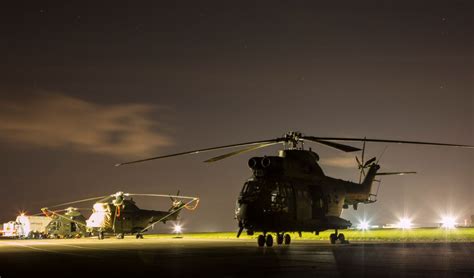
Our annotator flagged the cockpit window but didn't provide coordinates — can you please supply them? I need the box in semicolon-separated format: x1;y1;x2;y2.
241;183;248;193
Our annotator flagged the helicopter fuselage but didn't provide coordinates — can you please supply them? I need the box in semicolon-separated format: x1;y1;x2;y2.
87;200;179;235
235;149;379;234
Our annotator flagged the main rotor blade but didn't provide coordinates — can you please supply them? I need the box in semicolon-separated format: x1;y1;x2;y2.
127;193;199;200
42;209;87;227
47;207;90;213
48;196;109;209
204;142;281;163
303;137;361;152
115;139;280;166
170;189;180;202
96;195;114;204
308;137;474;148
376;172;417;176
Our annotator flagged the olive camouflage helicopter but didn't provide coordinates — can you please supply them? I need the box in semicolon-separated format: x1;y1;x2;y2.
42;191;199;239
116;131;473;246
42;207;88;238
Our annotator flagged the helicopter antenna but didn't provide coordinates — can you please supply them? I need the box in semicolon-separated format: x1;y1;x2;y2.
376;145;389;164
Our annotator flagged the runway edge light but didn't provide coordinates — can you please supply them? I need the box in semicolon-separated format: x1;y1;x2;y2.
440;215;456;229
397;217;413;230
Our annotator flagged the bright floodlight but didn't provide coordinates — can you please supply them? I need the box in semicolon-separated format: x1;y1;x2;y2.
357;220;370;230
441;215;456;229
397;217;413;229
173;224;182;234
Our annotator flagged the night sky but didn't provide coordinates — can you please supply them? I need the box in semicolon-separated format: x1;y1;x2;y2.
1;1;472;232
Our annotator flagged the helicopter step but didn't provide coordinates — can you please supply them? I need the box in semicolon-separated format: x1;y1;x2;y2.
257;233;291;247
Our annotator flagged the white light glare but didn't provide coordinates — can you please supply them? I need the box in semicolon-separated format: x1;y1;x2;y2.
357;220;370;230
440;215;456;229
173;224;182;234
397;217;413;229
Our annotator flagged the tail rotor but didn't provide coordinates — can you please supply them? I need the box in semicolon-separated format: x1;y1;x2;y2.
169;190;184;211
355;138;377;183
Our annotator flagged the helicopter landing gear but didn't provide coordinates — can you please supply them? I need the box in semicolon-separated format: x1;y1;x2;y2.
330;229;348;244
257;234;273;247
265;234;273;247
284;234;291;245
277;233;283;245
338;233;346;243
98;231;105;240
258;233;290;247
116;233;124;239
135;233;144;239
330;233;337;244
277;233;291;245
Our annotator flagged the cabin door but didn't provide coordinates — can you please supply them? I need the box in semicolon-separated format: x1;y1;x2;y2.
295;186;312;221
310;186;326;219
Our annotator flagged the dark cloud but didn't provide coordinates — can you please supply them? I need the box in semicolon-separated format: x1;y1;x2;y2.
0;93;171;157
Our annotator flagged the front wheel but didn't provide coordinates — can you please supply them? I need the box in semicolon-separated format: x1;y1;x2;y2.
337;233;345;243
265;234;273;247
337;234;349;244
329;233;337;244
98;231;104;240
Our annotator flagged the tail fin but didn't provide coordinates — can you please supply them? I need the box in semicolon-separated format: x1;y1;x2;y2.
361;163;380;197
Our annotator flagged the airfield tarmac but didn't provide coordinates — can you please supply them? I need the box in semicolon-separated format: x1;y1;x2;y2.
0;237;473;277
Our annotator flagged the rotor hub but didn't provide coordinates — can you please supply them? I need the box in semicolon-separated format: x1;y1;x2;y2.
283;131;304;149
112;191;125;206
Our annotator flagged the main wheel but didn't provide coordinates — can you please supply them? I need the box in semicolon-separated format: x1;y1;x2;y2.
329;233;337;244
277;234;284;245
265;234;273;247
116;233;124;239
337;233;345;243
136;233;144;239
284;234;291;245
257;235;265;247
